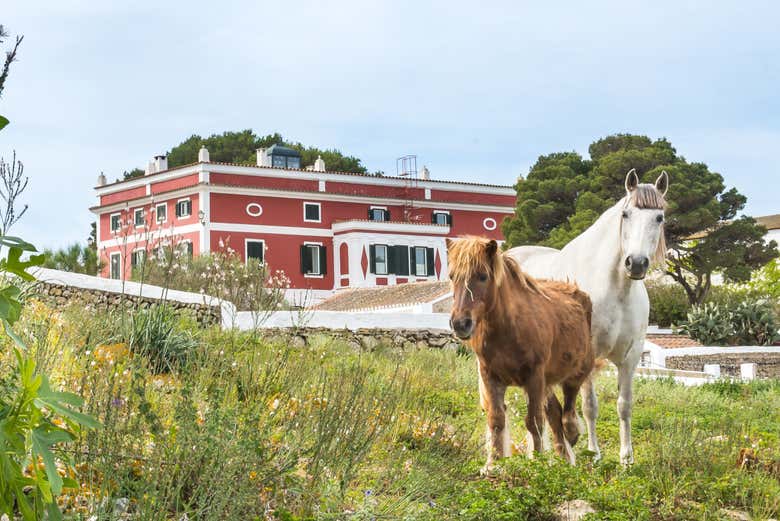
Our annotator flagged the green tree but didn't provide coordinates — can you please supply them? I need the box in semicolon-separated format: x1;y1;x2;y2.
502;134;778;305
125;129;370;176
41;243;100;275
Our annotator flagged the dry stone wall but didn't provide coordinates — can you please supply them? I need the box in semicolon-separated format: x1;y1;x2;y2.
257;326;464;352
34;281;221;325
665;352;780;378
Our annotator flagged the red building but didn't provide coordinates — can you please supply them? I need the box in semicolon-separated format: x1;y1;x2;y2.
92;146;516;302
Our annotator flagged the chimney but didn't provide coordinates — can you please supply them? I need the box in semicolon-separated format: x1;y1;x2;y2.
256;148;270;167
313;155;326;172
97;171;107;186
153;155;168;172
145;160;154;175
198;145;210;162
420;165;430;180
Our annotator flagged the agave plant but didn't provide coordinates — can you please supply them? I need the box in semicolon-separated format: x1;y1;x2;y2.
676;302;735;346
730;298;780;346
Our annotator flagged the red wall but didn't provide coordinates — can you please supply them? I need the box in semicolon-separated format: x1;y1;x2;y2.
101;186;147;206
211;173;318;192
209;230;334;290
99;194;200;242
98;231;200;279
151;174;199;194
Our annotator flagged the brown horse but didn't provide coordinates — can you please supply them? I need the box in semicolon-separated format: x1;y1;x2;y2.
447;237;594;470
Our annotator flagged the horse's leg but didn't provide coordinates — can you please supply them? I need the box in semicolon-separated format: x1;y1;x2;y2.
480;373;509;474
617;348;641;466
524;371;546;456
561;380;582;447
544;391;575;465
580;376;601;461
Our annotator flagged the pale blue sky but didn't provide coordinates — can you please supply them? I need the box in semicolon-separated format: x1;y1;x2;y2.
2;0;778;249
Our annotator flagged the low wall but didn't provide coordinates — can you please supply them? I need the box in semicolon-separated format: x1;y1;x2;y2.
665;349;780;378
256;326;462;352
231;310;451;331
31;268;230;326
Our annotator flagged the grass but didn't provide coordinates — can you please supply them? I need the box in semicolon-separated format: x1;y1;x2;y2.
5;300;780;520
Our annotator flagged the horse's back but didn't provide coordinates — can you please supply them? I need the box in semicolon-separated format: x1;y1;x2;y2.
506;246;560;278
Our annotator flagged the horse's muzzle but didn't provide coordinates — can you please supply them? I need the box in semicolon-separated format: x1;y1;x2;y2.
450;316;474;339
624;255;649;280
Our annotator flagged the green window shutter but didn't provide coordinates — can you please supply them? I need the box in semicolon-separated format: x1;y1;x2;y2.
300;245;311;274
447;213;453;226
426;247;435;277
387;246;397;274
394;246;409;276
369;245;376;274
384;209;390;221
409;247;417;276
319;246;327;275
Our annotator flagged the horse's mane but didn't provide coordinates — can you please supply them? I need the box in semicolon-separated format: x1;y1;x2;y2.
448;236;546;296
621;183;668;264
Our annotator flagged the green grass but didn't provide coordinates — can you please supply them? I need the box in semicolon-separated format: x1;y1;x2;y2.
7;301;780;520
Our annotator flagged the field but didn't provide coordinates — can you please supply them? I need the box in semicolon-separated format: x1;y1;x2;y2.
6;301;780;520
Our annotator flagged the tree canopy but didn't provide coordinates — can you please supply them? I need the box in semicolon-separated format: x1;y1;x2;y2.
502;134;778;304
124;129;373;179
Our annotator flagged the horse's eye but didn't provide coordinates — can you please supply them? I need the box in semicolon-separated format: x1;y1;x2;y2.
622;210;629;219
656;214;664;223
477;272;488;282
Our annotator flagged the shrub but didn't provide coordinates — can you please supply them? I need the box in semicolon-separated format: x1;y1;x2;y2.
123;304;198;372
676;302;735;345
677;296;780;346
647;280;690;327
131;239;289;312
730;298;780;346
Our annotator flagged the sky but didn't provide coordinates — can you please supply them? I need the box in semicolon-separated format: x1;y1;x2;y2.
1;0;778;249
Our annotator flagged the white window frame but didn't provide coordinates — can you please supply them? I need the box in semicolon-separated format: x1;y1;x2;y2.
109;212;121;233
432;210;450;225
176;198;192;218
414;246;428;277
179;240;194;257
133;208;145;228
109;252;122;280
155;203;167;224
304;241;323;278
131;248;146;269
369;205;388;222
303;201;321;223
374;244;389;275
245;239;265;265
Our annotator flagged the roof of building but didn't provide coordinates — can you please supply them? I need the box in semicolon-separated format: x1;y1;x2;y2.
757;213;780;230
313;281;451;311
646;333;703;349
265;144;300;157
95;161;515;191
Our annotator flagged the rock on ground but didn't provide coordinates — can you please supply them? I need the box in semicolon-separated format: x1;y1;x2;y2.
555;499;596;520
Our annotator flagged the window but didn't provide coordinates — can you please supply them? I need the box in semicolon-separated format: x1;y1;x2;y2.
287;157;301;169
110;213;121;233
131;249;145;269
410;246;435;277
300;243;326;276
134;208;145;228
110;252;121;279
414;247;427;276
272;155;287;168
303;202;321;223
432;211;452;226
372;245;388;275
246;239;264;264
156;203;167;223
176;199;192;218
368;207;389;222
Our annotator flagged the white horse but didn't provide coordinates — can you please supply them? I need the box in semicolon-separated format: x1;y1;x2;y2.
506;169;668;465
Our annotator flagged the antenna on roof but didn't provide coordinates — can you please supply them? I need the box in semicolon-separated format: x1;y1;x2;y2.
396;155;418;222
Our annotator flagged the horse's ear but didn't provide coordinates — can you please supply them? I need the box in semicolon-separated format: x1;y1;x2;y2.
655;170;669;196
624;169;639;193
485;240;498;258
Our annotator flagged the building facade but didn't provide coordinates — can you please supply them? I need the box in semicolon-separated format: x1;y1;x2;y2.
92;146;516;302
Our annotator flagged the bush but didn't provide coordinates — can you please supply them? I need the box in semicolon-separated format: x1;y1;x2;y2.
676;302;735;345
647;281;690;327
677;297;780;346
123;304;198;372
730;299;780;346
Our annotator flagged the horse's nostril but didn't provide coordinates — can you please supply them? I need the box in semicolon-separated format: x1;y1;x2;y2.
463;318;473;330
625;257;632;268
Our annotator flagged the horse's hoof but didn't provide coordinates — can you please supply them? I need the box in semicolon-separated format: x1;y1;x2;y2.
563;423;580;446
620;450;634;466
480;463;496;476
